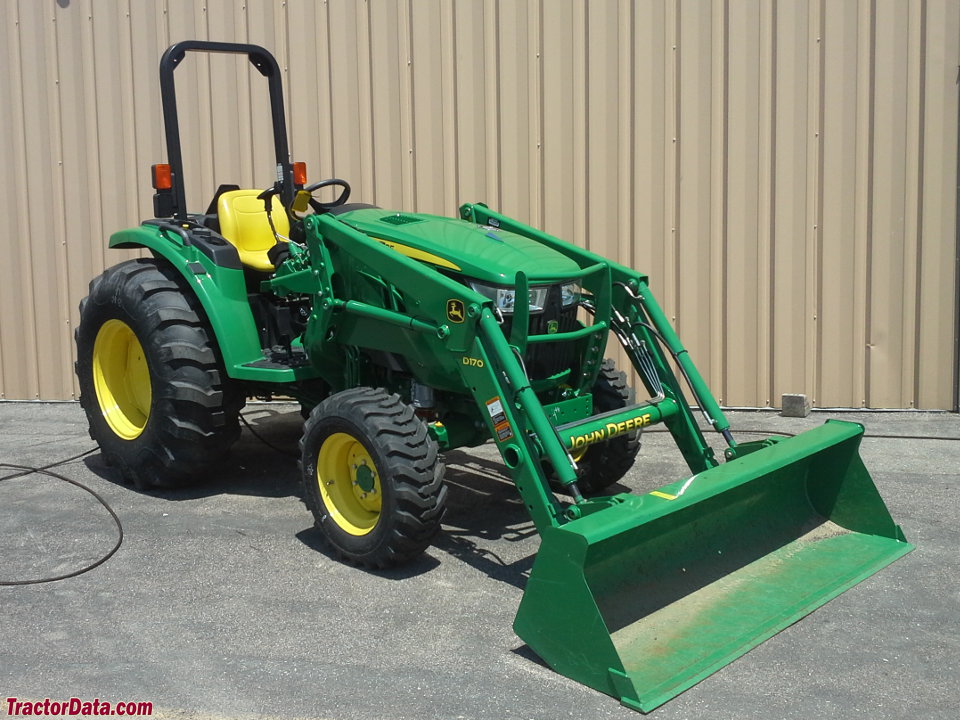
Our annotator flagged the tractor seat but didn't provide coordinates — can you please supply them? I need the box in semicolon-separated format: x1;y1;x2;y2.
217;189;289;272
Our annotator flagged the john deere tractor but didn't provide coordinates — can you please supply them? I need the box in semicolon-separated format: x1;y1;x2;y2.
75;42;912;712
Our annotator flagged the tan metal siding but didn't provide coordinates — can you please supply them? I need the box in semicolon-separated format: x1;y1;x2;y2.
919;0;960;408
0;0;956;408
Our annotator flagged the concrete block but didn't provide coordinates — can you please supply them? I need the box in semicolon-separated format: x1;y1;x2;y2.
781;393;811;417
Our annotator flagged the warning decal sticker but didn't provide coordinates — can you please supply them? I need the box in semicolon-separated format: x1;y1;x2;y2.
486;397;513;441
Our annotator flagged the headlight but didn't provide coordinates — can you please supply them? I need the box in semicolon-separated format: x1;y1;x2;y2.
470;282;549;314
561;282;581;307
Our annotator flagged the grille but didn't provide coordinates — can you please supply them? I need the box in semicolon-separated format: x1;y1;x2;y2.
502;285;581;380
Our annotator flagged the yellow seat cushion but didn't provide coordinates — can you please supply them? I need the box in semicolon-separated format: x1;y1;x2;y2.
217;189;289;271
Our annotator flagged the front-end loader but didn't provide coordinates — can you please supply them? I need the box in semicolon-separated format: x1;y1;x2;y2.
74;41;913;712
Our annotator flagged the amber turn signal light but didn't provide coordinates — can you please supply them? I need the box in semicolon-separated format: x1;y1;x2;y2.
293;161;307;186
151;163;172;190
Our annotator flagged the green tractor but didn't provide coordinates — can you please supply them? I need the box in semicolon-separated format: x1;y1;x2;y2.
75;41;912;712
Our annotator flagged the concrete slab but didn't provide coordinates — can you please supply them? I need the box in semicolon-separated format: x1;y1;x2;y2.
1;402;957;719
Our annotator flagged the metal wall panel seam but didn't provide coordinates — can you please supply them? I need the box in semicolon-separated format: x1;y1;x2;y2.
953;39;960;413
917;0;959;409
284;1;305;171
0;1;9;396
372;3;404;206
501;1;520;215
242;2;258;186
406;2;432;208
70;1;109;398
316;1;336;181
0;2;18;395
252;4;283;190
127;2;157;226
594;1;615;258
710;0;727;402
399;0;416;210
281;0;293;150
483;0;501;211
196;3;216;205
618;0;635;273
528;0;543;228
572;0;586;252
618;0;635;399
356;0;375;202
276;0;291;150
81;0;108;285
758;0;775;407
120;0;142;236
541;1;575;240
870;2;911;407
903;0;926;408
665;0;680;330
350;0;369;196
535;0;549;230
676;1;705;383
452;3;483;207
166;3;202;207
28;0;64;397
818;1;853;406
630;1;660;287
207;1;240;189
583;1;595;253
804;0;824;406
93;6;142;267
441;0;459;214
854;0;876;407
772;2;809;406
45;0;74;398
11;0;42;398
951;0;960;412
814;0;827;407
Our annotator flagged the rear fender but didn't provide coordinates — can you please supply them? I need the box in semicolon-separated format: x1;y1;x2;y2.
109;225;265;374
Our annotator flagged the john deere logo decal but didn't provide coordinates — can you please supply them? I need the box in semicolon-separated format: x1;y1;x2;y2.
446;299;465;323
547;319;559;334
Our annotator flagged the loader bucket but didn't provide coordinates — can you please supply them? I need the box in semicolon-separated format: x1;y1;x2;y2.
514;420;912;712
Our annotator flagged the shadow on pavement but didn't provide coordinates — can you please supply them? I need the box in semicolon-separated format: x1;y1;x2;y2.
294;525;443;578
80;410;569;590
81;406;304;500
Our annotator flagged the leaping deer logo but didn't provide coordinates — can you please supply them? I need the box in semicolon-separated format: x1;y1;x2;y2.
446;299;465;324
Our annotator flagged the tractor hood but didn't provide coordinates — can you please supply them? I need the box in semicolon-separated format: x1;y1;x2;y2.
335;208;581;285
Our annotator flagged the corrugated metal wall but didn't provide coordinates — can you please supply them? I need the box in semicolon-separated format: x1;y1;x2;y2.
0;0;957;408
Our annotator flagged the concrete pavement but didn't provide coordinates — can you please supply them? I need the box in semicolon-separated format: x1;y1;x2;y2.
1;402;957;719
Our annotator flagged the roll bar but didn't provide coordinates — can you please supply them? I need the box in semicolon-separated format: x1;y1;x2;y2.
158;40;293;221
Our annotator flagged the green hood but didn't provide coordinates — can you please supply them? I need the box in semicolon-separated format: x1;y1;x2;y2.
336;208;581;284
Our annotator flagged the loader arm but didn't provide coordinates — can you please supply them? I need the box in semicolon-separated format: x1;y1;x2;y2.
460;202;726;473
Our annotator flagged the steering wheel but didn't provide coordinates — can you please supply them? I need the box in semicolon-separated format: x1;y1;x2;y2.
304;178;351;213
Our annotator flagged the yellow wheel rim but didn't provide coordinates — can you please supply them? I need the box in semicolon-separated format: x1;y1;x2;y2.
92;319;152;440
317;432;382;536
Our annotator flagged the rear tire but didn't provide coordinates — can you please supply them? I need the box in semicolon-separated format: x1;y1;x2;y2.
573;359;642;494
75;258;244;489
300;387;447;568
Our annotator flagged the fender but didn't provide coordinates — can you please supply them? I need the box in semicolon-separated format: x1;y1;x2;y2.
109;225;318;382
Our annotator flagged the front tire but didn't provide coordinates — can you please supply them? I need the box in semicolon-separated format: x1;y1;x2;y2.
300;387;446;568
75;258;243;488
573;359;642;494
